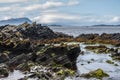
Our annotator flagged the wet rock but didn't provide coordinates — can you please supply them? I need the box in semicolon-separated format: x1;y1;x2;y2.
85;45;108;53
106;48;116;54
106;60;114;64
6;53;30;68
28;65;75;80
0;51;10;63
111;52;120;60
80;68;109;79
16;61;35;71
57;69;75;76
0;64;9;78
18;76;28;80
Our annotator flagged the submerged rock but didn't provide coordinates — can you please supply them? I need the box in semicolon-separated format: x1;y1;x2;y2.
80;68;109;79
106;60;114;64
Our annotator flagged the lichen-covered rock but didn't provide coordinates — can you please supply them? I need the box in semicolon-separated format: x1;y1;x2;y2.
35;43;80;70
80;68;109;79
27;65;75;80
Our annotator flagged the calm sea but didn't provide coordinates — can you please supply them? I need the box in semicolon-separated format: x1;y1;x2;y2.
49;26;120;37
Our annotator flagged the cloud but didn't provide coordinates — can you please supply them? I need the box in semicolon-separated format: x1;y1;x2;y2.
24;1;64;11
32;12;120;25
24;0;80;11
0;0;119;25
0;0;28;3
33;12;80;23
0;4;21;12
0;7;11;12
110;16;120;22
68;0;79;6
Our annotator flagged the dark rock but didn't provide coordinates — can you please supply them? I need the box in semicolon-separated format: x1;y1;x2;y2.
0;64;9;78
6;53;30;68
35;43;80;70
0;51;10;63
111;52;120;60
18;22;57;39
16;61;35;71
85;45;108;53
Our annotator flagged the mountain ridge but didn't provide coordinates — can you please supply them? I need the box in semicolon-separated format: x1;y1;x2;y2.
0;17;32;26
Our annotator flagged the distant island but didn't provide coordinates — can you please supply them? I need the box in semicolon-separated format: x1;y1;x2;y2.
0;17;32;26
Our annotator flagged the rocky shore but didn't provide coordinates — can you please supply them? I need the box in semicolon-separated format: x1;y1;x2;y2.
0;22;80;80
76;33;120;46
0;22;120;80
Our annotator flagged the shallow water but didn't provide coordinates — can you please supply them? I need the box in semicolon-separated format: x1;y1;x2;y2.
70;43;120;80
0;70;26;80
1;43;120;80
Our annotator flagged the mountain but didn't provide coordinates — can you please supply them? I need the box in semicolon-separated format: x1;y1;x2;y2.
0;17;32;26
92;24;120;27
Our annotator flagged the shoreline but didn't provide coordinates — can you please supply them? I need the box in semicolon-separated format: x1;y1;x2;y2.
0;22;120;80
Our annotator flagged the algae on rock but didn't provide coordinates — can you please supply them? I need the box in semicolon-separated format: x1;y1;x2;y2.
80;68;109;79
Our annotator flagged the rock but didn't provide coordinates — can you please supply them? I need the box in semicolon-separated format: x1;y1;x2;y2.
18;22;57;39
0;64;9;78
106;48;116;54
55;32;73;38
28;65;75;80
57;69;75;76
85;45;108;53
111;53;120;60
76;33;120;45
0;22;79;79
6;53;30;68
0;51;10;63
35;43;80;70
106;60;114;64
18;76;28;80
76;34;99;40
80;68;109;79
16;61;35;71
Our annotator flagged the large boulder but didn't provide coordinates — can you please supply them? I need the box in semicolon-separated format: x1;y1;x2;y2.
35;43;80;70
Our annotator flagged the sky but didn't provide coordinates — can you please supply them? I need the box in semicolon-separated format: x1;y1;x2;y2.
0;0;120;26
